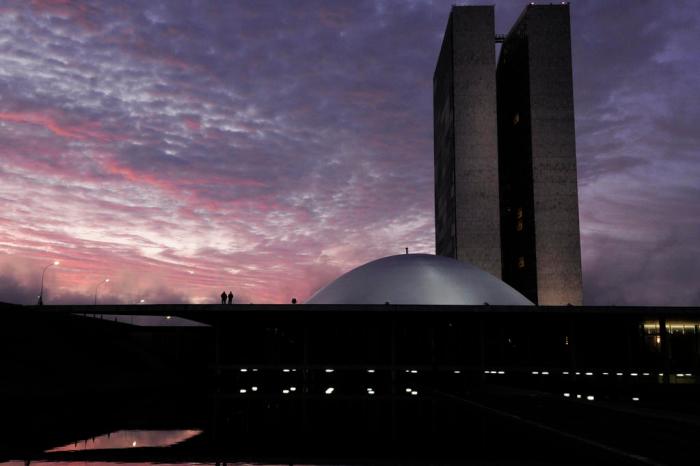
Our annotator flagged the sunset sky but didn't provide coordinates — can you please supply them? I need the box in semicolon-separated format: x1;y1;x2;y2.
1;0;698;305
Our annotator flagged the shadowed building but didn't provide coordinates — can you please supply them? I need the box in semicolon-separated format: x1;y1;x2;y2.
433;6;502;279
497;4;582;305
434;4;582;305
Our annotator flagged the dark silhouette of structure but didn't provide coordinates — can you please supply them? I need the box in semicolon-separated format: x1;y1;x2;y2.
434;4;582;305
4;302;700;464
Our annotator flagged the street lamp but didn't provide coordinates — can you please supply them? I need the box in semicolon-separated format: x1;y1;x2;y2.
94;278;110;305
38;261;59;306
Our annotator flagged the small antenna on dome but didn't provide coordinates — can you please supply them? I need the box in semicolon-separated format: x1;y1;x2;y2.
405;247;409;255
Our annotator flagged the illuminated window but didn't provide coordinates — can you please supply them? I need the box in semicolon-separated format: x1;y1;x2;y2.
516;207;523;219
517;256;525;269
516;219;523;231
513;113;520;125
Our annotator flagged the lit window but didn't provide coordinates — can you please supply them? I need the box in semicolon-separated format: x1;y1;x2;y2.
517;256;525;269
516;207;523;219
513;113;520;125
516;219;523;232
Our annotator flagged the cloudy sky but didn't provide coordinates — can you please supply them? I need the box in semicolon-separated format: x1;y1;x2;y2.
0;0;698;306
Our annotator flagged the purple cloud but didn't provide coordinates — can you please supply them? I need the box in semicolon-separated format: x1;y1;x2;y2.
0;0;698;306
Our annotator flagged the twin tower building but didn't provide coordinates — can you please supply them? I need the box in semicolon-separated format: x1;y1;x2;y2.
434;4;583;305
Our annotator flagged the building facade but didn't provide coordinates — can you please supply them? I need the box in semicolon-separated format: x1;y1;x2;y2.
434;4;582;305
433;6;502;279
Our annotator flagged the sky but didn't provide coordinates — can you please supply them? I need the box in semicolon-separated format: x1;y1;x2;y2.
0;0;698;306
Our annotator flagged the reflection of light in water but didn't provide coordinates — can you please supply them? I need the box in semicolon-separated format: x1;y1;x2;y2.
77;315;208;327
46;429;202;452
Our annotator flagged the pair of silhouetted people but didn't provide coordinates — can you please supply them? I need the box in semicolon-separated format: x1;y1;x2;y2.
220;291;233;304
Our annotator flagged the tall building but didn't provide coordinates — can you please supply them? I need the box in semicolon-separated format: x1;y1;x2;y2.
433;6;502;279
434;4;583;305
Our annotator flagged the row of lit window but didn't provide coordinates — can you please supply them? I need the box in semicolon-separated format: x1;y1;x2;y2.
563;393;643;403
234;386;419;397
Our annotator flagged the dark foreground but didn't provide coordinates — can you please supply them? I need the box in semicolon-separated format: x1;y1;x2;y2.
2;303;700;465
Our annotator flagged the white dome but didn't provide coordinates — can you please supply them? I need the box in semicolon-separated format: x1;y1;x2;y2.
306;254;533;305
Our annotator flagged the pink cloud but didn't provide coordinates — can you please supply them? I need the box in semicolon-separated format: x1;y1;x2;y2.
183;116;201;131
0;111;114;142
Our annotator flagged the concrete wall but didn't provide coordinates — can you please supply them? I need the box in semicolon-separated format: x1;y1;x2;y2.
434;13;456;259
434;6;501;278
519;5;583;305
496;17;539;303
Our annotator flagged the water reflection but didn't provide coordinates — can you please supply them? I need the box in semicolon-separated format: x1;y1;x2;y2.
46;430;202;452
82;315;207;327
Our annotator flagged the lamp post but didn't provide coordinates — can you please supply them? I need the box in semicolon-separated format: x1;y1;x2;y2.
38;261;59;306
94;278;110;305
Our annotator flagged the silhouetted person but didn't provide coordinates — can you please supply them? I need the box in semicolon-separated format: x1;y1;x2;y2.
227;291;233;304
291;298;297;304
220;291;226;305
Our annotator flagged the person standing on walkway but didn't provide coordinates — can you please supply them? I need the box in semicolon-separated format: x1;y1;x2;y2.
220;291;227;305
227;291;233;304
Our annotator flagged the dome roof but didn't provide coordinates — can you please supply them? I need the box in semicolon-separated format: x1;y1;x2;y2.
306;254;533;305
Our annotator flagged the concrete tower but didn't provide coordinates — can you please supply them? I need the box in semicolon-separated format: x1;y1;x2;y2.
433;4;583;305
497;4;582;305
433;6;502;279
